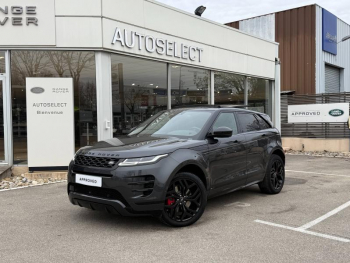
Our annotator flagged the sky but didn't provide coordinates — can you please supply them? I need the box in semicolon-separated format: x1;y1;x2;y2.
155;0;350;24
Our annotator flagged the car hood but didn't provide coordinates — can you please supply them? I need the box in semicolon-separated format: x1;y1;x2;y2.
77;135;206;159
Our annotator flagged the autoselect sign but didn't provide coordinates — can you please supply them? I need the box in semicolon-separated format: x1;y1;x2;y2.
111;27;204;62
288;103;349;123
26;77;74;170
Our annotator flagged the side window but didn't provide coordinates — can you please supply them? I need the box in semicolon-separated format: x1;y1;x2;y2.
255;114;271;130
212;113;238;135
236;113;260;132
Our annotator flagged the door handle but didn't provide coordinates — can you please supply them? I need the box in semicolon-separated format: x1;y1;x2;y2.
261;134;266;137
233;140;239;143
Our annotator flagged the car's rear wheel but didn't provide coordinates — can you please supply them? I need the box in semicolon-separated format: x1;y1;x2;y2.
160;172;207;227
259;155;285;194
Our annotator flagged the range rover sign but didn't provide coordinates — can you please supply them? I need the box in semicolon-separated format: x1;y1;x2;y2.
0;0;55;46
0;6;38;26
288;103;349;123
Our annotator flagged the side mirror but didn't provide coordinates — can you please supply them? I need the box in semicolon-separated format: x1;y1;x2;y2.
209;127;233;138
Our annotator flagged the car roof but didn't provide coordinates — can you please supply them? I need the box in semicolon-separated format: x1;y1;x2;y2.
171;106;264;115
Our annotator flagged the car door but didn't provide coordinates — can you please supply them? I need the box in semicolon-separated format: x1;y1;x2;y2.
207;112;247;195
235;112;268;185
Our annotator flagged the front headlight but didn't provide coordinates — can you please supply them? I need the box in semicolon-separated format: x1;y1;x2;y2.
119;154;168;167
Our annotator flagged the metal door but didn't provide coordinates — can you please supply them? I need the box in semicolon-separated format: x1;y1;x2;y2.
325;65;340;93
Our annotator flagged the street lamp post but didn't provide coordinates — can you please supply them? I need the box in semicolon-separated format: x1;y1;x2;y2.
337;35;350;44
194;6;206;17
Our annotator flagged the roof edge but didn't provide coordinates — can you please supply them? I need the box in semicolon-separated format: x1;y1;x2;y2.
225;3;317;25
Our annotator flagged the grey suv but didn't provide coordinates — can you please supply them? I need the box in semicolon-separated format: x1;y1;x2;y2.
67;107;285;227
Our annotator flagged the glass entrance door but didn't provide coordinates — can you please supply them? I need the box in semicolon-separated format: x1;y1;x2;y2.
0;79;5;161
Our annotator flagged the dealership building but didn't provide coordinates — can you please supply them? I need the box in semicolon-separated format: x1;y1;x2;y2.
226;4;350;152
227;4;350;95
0;0;280;170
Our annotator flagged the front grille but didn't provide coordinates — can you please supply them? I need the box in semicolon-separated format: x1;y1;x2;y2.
69;183;129;206
127;175;155;197
74;155;119;168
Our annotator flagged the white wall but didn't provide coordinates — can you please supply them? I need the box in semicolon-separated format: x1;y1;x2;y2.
239;14;275;42
316;5;350;93
101;0;277;79
56;17;102;48
55;0;101;16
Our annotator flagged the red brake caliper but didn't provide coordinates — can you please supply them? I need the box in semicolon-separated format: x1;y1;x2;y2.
167;198;175;206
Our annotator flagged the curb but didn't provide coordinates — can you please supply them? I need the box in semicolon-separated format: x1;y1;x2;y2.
0;180;67;192
285;153;350;159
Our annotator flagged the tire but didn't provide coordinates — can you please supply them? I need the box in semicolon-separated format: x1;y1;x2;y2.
160;172;207;227
259;154;285;194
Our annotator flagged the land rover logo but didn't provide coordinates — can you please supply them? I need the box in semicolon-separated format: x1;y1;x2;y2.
108;161;115;166
329;109;344;117
30;87;45;94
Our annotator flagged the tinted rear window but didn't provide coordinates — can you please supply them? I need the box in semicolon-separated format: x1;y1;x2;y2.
236;113;260;132
255;114;271;130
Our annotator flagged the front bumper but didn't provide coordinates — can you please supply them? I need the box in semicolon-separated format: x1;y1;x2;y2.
69;191;131;216
67;156;180;216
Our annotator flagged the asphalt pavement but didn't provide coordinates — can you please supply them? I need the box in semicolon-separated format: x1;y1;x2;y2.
1;155;350;263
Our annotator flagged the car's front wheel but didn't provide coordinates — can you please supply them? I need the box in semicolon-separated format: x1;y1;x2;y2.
160;172;207;227
259;154;285;194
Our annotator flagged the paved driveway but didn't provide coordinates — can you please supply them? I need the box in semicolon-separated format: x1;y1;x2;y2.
1;155;350;263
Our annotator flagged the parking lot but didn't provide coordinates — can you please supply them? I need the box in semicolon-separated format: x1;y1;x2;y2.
1;155;350;263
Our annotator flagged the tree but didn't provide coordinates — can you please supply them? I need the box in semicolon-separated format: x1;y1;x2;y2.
11;51;52;85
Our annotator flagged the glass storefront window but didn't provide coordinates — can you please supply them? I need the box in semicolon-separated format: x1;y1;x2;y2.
11;51;97;164
214;72;245;105
247;77;272;116
111;54;167;136
0;51;5;73
171;65;209;107
0;80;4;160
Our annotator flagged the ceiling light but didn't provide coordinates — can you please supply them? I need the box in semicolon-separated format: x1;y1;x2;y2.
149;84;154;86
132;83;135;86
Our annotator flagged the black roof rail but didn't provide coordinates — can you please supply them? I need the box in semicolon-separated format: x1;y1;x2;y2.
172;104;249;109
217;105;249;108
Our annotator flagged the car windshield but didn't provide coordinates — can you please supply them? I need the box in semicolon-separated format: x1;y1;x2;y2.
129;109;213;138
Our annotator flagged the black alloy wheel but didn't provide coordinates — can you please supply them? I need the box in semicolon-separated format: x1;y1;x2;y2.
259;154;285;194
160;172;207;227
270;159;284;190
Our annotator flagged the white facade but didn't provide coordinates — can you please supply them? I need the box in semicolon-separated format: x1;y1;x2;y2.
239;14;275;42
0;0;280;166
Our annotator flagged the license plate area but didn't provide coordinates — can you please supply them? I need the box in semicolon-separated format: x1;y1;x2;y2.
75;174;102;187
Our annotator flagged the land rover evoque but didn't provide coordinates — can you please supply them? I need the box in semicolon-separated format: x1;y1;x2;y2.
67;107;285;227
